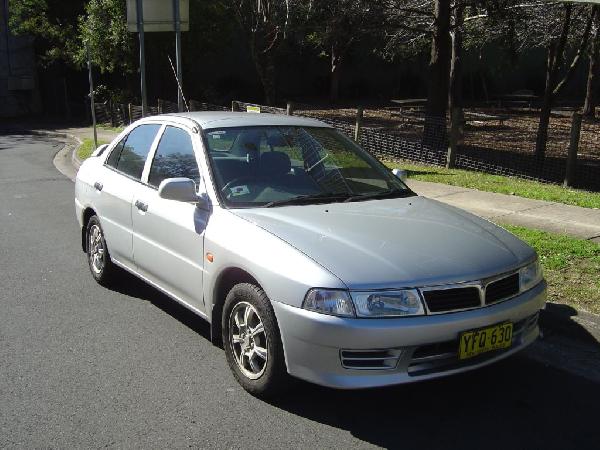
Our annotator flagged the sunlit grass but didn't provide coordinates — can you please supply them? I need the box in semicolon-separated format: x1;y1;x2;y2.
384;161;600;209
502;225;600;314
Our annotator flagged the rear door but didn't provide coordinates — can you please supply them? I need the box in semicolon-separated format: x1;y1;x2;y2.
94;123;161;266
131;125;208;313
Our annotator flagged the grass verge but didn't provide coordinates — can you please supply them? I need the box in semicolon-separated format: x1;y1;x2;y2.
502;224;600;314
77;138;108;161
386;161;600;209
98;124;125;132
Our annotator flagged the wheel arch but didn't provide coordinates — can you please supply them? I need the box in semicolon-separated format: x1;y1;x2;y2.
210;267;261;347
81;207;97;253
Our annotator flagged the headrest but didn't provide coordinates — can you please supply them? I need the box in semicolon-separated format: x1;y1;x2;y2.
266;133;289;148
260;151;291;177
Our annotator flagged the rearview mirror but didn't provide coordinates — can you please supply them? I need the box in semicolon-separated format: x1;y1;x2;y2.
158;178;202;204
392;168;408;182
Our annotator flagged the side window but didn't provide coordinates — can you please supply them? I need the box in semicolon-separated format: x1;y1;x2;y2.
148;126;199;188
114;124;161;180
106;137;126;168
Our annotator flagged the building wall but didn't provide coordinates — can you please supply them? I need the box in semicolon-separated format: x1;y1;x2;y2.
1;0;41;117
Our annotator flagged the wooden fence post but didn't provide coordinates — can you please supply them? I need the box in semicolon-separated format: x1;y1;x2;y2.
286;101;295;116
354;107;363;142
447;107;460;169
128;103;133;124
564;111;582;188
109;99;116;127
231;100;237;112
157;98;164;114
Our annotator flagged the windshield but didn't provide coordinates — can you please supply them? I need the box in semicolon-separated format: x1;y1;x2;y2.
203;125;412;208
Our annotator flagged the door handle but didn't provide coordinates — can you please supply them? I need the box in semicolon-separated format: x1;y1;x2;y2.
93;181;103;191
135;200;148;212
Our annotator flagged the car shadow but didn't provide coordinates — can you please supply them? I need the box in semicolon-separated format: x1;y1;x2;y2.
105;271;600;448
266;354;600;449
109;270;212;342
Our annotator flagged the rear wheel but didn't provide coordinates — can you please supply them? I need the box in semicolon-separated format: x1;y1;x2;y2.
222;283;289;397
86;215;118;286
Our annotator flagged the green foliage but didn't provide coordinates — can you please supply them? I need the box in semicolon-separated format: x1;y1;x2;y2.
8;0;81;66
75;0;134;74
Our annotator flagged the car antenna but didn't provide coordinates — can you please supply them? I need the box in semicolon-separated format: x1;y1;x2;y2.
168;54;190;112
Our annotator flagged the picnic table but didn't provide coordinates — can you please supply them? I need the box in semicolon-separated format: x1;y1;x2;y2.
390;98;427;107
464;111;509;126
496;91;538;108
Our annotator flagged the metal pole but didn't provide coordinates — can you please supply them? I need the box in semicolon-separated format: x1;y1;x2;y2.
136;0;148;117
86;41;98;151
173;0;183;112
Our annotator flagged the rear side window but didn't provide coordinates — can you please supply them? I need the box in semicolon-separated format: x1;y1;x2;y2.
148;126;199;187
106;138;126;168
112;124;161;180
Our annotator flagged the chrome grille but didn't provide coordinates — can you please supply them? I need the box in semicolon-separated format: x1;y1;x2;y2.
340;349;402;370
422;287;481;313
486;273;520;304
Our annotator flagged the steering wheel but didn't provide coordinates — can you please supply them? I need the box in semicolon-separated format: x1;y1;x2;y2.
221;176;258;197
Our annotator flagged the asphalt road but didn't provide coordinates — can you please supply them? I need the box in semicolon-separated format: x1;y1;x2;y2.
1;132;599;449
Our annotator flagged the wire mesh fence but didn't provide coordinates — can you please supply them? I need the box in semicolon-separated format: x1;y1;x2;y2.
93;98;600;191
234;100;600;191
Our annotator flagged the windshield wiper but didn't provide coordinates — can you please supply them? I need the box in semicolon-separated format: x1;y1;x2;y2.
264;192;351;208
344;189;414;202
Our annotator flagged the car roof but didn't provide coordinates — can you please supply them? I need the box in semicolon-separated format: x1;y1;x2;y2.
156;111;332;130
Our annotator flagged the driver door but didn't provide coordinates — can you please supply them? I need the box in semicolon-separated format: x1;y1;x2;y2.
131;125;208;314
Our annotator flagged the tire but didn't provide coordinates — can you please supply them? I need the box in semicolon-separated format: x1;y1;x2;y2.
222;283;289;398
86;215;118;286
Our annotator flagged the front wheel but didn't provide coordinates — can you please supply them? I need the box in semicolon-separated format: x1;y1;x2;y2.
222;283;289;397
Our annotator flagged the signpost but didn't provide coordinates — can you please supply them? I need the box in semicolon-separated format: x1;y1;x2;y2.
85;41;98;151
135;0;148;116
126;0;190;115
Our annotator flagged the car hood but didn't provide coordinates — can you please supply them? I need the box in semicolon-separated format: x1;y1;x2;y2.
232;196;536;289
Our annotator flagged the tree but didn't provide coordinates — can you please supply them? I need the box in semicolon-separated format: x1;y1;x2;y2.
534;3;593;158
74;0;134;75
583;6;600;118
229;0;297;105
303;0;384;102
482;1;593;158
8;0;83;66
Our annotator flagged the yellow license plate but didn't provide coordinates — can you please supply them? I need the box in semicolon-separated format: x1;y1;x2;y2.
458;322;513;360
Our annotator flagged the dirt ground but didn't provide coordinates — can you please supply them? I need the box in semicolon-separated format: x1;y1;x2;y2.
299;106;600;160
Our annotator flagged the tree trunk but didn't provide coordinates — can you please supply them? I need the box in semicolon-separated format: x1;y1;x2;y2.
250;35;277;106
535;5;572;159
583;7;600;117
449;2;465;140
424;0;452;149
330;44;342;103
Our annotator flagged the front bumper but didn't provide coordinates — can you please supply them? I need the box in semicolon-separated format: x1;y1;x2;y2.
272;281;546;389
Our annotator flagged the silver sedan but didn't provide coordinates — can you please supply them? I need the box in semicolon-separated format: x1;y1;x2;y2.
75;112;546;397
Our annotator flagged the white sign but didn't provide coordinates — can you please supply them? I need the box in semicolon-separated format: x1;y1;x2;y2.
127;0;189;32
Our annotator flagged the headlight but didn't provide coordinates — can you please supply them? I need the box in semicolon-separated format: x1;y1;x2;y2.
520;260;543;292
351;290;424;317
302;289;355;317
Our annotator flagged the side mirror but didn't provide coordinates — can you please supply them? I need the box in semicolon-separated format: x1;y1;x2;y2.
92;144;108;157
392;168;408;182
158;178;203;205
